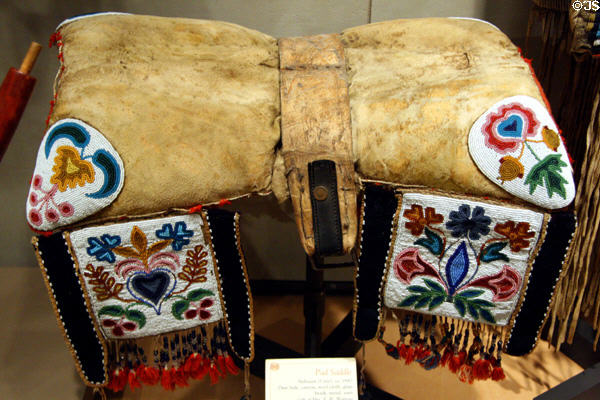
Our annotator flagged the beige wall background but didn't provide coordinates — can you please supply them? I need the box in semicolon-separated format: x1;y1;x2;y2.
0;0;532;281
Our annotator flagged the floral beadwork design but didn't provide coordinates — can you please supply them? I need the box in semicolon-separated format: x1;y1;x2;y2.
156;222;194;251
483;103;539;154
26;119;124;230
483;103;568;198
50;145;95;191
385;193;544;326
28;174;74;226
468;96;575;209
70;214;223;339
86;234;122;263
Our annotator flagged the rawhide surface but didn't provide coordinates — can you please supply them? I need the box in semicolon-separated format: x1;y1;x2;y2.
342;18;546;201
51;14;280;219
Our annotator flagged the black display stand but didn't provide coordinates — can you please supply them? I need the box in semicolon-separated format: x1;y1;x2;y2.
250;256;402;400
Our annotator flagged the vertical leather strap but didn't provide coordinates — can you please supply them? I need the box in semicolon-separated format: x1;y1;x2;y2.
308;159;343;256
279;34;357;256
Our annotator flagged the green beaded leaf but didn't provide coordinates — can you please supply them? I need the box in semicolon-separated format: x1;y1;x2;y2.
414;294;432;309
187;288;214;301
467;303;479;320
407;285;429;294
457;289;484;298
454;297;466;317
98;305;125;317
423;279;446;293
471;299;495;308
172;300;190;320
479;308;496;324
428;294;446;311
524;154;568;199
398;294;421;308
125;309;146;329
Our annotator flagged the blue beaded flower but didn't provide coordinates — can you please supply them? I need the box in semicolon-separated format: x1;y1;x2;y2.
445;204;491;240
155;221;194;251
86;234;122;263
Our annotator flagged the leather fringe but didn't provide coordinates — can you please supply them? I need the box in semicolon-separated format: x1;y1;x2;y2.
104;320;240;392
377;309;507;383
527;3;600;350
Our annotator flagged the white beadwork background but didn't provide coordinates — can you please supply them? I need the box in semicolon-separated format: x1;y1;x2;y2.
69;214;223;339
384;193;545;326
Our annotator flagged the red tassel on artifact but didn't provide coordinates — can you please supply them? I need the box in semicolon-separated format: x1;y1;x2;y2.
173;366;189;388
448;351;466;373
107;367;129;393
404;346;416;365
472;359;493;380
160;367;176;391
191;357;210;381
139;365;160;386
491;357;506;381
440;348;453;367
457;364;474;384
183;353;200;376
209;361;220;385
217;355;227;376
225;354;240;375
397;343;410;360
128;368;142;390
414;344;431;360
492;365;506;381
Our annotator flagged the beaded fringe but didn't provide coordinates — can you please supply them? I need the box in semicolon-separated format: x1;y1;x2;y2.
104;321;240;392
527;2;600;350
377;309;507;384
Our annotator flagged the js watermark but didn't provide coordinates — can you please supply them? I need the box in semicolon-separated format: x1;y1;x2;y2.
572;0;600;11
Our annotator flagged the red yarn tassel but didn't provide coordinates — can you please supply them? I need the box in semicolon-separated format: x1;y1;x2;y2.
404;346;416;365
414;344;431;360
209;362;220;385
472;359;493;380
183;353;200;376
225;355;240;375
448;351;466;373
160;367;176;391
106;370;119;392
457;364;474;384
217;355;227;376
397;343;410;360
191;357;209;381
440;348;453;367
173;366;189;388
492;366;506;381
128;368;142;390
140;366;160;386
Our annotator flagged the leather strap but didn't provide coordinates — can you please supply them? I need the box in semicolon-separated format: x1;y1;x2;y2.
309;159;343;256
278;34;357;256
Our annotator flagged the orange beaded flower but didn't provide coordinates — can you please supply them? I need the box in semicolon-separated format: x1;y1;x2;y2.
493;221;535;252
50;145;95;191
403;205;444;236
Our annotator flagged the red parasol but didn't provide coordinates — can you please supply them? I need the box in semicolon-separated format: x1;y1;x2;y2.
0;42;42;162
